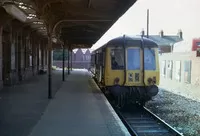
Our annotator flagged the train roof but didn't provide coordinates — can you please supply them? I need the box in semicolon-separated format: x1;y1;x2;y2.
93;35;158;52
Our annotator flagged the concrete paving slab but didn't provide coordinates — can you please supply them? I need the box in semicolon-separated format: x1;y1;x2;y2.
0;71;63;136
28;70;130;136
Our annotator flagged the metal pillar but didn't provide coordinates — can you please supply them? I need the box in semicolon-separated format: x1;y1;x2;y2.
41;40;44;70
24;36;27;69
62;45;65;81
68;46;70;75
32;37;36;75
37;41;40;73
70;49;72;71
45;43;48;66
18;32;22;81
147;9;149;38
48;36;52;99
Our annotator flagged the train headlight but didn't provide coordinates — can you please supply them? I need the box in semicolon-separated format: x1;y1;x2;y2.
114;77;120;85
148;77;156;85
152;76;156;84
147;77;153;84
128;73;133;82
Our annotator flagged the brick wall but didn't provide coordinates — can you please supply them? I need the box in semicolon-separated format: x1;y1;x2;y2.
159;51;200;101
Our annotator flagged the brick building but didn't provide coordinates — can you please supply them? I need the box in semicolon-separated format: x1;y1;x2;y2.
53;48;91;69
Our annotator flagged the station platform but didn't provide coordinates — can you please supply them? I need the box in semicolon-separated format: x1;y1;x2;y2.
28;69;130;136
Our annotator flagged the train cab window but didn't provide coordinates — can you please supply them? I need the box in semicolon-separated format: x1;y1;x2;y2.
144;48;156;70
110;48;124;70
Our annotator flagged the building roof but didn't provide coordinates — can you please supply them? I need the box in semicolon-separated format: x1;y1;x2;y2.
143;35;183;46
73;48;92;54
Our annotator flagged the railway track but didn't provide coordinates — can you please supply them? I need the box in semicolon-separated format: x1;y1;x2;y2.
90;72;184;136
115;105;184;136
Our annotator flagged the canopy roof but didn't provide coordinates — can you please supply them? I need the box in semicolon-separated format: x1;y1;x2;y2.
1;0;136;49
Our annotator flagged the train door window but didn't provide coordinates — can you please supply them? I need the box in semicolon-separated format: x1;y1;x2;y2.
91;54;95;66
127;48;140;70
110;48;124;70
144;48;156;70
99;53;103;65
102;48;106;67
95;53;98;65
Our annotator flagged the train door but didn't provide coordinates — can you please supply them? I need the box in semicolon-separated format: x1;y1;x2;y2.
100;48;106;84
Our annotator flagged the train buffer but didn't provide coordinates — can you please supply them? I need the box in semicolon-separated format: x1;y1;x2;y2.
28;69;130;136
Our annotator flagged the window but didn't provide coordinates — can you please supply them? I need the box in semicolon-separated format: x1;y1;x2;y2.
175;61;181;82
127;48;140;70
144;48;156;70
110;48;124;70
95;53;99;65
161;60;166;76
184;60;191;83
167;60;173;79
197;42;200;46
85;55;91;61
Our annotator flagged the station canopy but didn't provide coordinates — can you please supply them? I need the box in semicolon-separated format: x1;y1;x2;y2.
1;0;136;49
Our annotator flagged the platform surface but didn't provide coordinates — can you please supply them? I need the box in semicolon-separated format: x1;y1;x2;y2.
28;69;130;136
0;71;63;136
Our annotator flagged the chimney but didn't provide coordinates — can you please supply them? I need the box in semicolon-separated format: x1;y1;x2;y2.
141;29;145;37
159;30;164;37
178;29;183;39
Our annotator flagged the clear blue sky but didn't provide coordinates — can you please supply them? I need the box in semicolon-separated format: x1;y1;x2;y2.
91;0;200;50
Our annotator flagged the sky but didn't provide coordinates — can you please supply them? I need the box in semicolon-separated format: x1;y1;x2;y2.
90;0;200;51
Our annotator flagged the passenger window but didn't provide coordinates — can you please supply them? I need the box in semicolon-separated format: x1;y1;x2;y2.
110;48;124;70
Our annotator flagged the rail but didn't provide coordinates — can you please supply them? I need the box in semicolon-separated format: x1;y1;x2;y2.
90;70;184;136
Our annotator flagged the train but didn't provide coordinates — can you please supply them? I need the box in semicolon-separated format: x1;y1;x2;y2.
90;35;160;107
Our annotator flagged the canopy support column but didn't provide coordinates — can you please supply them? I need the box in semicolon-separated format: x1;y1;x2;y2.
62;44;65;81
41;40;44;70
48;35;52;99
37;41;40;73
18;32;22;81
71;49;72;71
68;46;70;75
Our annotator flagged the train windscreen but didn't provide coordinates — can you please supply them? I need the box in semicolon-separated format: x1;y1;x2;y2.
144;48;156;70
127;48;156;70
110;48;124;70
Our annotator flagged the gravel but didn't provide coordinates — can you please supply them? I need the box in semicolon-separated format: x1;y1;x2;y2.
146;88;200;136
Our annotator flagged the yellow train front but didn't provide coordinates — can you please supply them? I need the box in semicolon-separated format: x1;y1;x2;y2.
91;35;160;106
